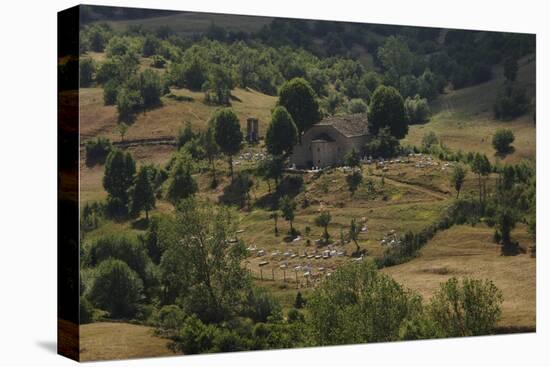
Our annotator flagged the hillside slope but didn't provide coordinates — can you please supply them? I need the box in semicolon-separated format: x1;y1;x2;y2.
403;56;536;164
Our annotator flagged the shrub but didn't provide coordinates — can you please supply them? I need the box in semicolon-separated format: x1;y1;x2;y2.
84;137;112;166
347;98;368;114
427;277;503;337
421;131;439;150
155;304;186;332
405;94;431;124
242;287;282;323
89;259;144;319
492;128;515;155
79;58;96;87
151;55;167;68
80;296;95;324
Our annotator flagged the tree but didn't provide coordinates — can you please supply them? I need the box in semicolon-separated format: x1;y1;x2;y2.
277;78;321;142
130;166;156;219
103;149;136;213
80;58;95;87
378;36;414;77
314;211;332;243
139;69;162;108
368;85;408;139
116;87;143;123
204;64;235;106
348;218;362;254
142;34;160;57
364;127;400;158
450;164;467;199
116;122;128;142
347;98;368;114
212;108;243;180
203;125;220;187
427;277;503;337
470;153;491;211
103;80;119;105
492;128;515;156
503;56;518;82
270;211;279;236
344;148;361;168
166;154;197;204
405;95;431;124
496;207;518;251
307;260;420;345
159;198;250;322
279;195;297;234
265;106;298;157
346;171;363;197
89;259;144;319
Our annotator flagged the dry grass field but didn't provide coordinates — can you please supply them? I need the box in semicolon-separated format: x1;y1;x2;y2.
79;322;176;361
383;224;536;330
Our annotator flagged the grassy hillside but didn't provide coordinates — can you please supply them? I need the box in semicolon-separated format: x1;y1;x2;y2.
403;56;536;164
80;322;175;361
80;85;277;142
102;12;272;35
383;224;535;329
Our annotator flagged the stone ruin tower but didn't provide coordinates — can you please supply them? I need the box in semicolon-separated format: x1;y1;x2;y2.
246;117;259;143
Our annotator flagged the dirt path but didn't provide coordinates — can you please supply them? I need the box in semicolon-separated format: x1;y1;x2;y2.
378;176;450;201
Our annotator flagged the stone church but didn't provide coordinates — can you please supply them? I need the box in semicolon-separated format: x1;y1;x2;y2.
289;113;369;169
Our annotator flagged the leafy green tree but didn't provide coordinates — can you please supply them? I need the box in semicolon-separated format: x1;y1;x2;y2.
130;166;156;219
202;125;220;187
470;153;492;210
314;211;332;243
277;78;321;142
492;128;515;156
116;122;128;142
504;56;518;82
427;277;503;337
496;207;518;250
346;171;363;197
116;87;143;123
405;94;431;124
204;64;235;105
159;198;250;322
103;80;119;105
212;108;243;180
84;137;112;166
368;85;408;139
89;259;144;318
494;84;529;120
378;36;414;77
142;34;160;57
307;260;421;345
344;148;361;168
139;69;162;108
279;195;297;234
265;106;298;157
364;127;400;158
103;149;136;212
349;218;362;254
450;164;467;199
347;98;368;114
166;153;197;204
80;58;96;87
